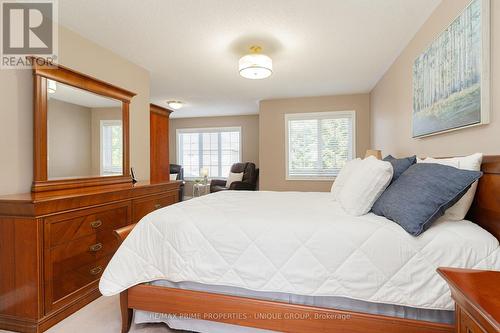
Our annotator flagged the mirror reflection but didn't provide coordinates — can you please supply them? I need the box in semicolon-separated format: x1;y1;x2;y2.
47;80;123;180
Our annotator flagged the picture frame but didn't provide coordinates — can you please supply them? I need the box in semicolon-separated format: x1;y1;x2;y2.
412;0;490;138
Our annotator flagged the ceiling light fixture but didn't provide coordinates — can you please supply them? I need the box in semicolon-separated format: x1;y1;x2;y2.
166;101;183;110
239;46;272;80
47;79;57;94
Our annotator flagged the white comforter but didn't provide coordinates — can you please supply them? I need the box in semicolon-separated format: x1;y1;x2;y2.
99;191;499;310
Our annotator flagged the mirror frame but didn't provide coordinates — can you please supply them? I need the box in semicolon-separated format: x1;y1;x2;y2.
32;58;136;192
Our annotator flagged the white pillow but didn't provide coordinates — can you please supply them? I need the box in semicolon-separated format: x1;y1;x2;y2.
331;158;362;200
418;153;483;220
169;173;178;181
339;156;393;216
226;172;243;188
419;157;459;168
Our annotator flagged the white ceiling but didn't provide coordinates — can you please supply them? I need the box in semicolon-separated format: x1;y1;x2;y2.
58;0;441;118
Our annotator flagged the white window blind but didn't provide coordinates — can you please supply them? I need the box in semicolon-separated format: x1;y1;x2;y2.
101;120;123;175
286;111;355;179
177;127;241;178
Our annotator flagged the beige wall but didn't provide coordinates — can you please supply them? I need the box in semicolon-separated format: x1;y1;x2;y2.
371;0;500;157
0;26;150;195
47;99;92;178
169;115;260;166
0;62;32;195
259;94;370;192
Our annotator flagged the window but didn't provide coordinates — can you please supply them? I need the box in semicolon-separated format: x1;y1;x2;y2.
101;120;123;175
177;127;241;178
286;111;355;180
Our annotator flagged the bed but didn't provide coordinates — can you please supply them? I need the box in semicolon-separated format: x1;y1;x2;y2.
101;155;500;333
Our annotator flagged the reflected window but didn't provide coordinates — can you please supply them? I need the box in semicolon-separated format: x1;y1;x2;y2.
101;120;123;175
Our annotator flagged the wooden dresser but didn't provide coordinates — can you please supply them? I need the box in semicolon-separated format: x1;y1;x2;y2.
0;181;180;333
438;268;500;333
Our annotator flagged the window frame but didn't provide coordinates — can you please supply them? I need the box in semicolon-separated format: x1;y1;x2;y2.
100;119;123;176
176;126;242;180
285;111;356;181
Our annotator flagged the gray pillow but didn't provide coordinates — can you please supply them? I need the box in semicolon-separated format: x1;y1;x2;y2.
383;155;416;182
372;163;482;236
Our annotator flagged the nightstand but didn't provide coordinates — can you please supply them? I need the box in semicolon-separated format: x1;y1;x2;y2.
438;268;500;333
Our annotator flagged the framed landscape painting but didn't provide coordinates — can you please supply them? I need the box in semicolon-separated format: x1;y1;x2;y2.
412;0;490;138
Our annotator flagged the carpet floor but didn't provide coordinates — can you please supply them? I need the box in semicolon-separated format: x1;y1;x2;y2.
0;295;189;333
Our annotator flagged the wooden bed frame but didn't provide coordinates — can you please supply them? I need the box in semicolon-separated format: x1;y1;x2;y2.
115;155;500;333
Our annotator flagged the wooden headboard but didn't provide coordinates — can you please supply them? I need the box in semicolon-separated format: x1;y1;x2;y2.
467;155;500;241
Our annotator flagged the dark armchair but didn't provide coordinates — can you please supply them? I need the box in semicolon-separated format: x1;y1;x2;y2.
170;164;185;201
210;162;259;193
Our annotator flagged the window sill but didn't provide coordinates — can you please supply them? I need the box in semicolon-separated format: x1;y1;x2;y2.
286;176;337;181
184;177;227;181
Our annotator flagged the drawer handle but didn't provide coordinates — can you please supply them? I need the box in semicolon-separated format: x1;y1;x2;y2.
154;204;162;209
89;243;103;252
89;266;103;275
90;220;102;229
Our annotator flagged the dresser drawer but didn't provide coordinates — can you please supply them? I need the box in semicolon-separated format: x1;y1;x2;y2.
46;202;130;247
51;254;113;306
132;192;177;222
50;230;120;276
43;202;132;314
459;308;487;333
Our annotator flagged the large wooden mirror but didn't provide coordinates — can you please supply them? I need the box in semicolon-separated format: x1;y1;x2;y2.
32;59;136;192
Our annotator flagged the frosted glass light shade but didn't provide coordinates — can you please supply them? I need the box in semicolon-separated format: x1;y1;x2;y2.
200;167;209;177
365;150;382;160
239;54;272;79
167;101;183;110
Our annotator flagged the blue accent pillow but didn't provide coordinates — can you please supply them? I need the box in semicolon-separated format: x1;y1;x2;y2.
383;155;416;183
372;163;482;236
